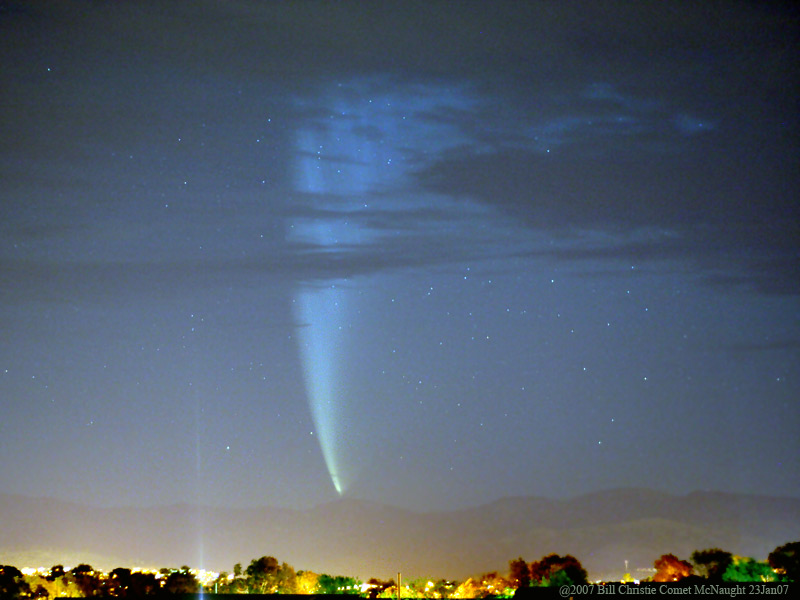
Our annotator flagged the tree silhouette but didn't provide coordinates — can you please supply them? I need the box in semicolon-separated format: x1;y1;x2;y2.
316;573;361;594
275;561;298;594
164;568;200;594
722;557;782;582
364;577;394;599
244;555;297;594
46;565;64;582
653;554;693;582
0;565;31;599
529;554;588;586
107;567;132;597
430;579;456;598
509;557;530;589
230;562;248;593
246;555;280;593
691;548;733;581
768;541;800;582
70;564;99;597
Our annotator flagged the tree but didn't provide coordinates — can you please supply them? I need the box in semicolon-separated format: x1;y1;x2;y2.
768;541;800;582
246;555;279;593
509;557;530;589
0;565;31;599
164;568;200;595
230;562;248;593
452;577;482;598
723;557;783;582
365;577;394;599
102;567;158;597
476;571;511;596
211;571;230;594
317;574;362;594
70;564;100;597
296;570;321;594
529;554;587;586
275;561;298;594
107;567;133;597
46;565;64;582
653;554;693;582
692;548;733;581
130;571;159;596
431;579;457;598
28;566;93;598
244;555;297;594
452;574;508;598
405;577;456;599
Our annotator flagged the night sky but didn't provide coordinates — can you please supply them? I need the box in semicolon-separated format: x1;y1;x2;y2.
1;1;798;514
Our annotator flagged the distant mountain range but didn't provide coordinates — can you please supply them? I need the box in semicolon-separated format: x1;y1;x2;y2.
1;489;798;582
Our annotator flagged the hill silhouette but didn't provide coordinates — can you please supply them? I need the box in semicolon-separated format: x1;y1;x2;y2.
1;489;797;581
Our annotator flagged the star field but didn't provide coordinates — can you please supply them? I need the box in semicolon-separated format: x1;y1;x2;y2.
0;1;798;512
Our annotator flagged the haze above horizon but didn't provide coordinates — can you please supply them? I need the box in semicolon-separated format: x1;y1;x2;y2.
1;1;798;515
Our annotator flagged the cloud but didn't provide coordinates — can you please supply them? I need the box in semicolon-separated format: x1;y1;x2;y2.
413;115;799;295
2;0;797;303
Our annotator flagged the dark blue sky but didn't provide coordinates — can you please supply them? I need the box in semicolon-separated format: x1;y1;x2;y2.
1;1;798;512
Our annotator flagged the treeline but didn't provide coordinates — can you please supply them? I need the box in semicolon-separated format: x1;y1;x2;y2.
649;542;799;584
507;542;798;592
0;541;797;598
0;557;367;599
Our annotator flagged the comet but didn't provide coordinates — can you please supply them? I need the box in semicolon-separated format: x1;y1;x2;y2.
289;80;472;495
293;281;350;495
